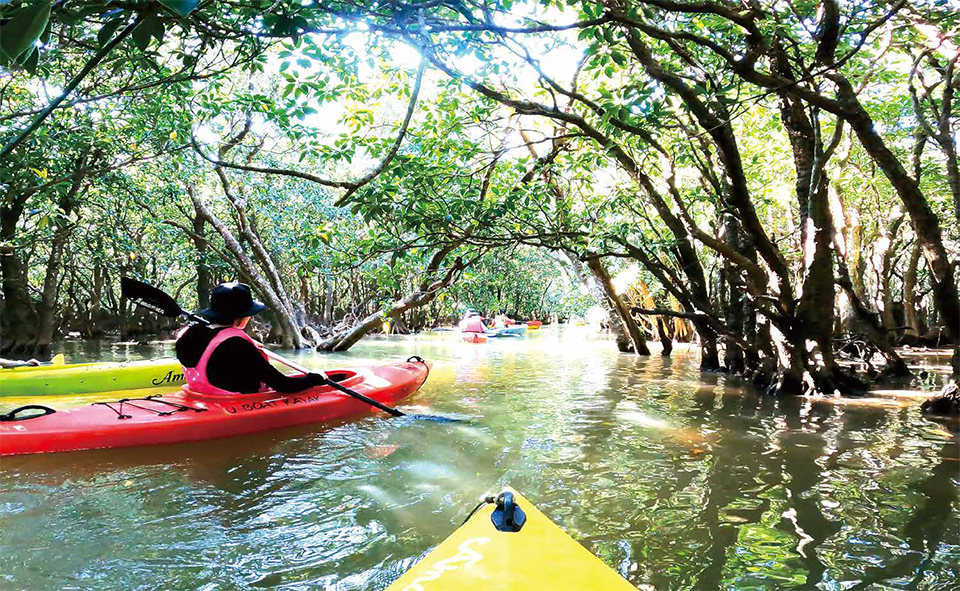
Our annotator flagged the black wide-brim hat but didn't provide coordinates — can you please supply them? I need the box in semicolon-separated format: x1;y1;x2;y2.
200;282;265;322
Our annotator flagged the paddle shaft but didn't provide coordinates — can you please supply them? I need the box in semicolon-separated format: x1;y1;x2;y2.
258;348;405;417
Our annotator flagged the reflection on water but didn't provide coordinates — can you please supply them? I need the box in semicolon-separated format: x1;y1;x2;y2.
1;329;957;590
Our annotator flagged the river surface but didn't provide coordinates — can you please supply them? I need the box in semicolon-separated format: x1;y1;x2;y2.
1;328;958;590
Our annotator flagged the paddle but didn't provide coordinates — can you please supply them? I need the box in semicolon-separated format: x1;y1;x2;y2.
120;278;456;422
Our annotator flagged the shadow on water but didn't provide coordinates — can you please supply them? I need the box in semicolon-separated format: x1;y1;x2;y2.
1;334;957;590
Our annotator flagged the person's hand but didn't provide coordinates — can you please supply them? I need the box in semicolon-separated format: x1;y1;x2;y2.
27;359;41;366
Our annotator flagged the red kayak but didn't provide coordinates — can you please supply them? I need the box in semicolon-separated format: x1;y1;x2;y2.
0;359;430;456
459;331;487;343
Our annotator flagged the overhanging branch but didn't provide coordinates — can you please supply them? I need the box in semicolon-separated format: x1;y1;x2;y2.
189;61;427;203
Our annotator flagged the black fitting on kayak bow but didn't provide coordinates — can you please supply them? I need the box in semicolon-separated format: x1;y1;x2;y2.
406;355;426;363
491;491;526;533
0;405;56;421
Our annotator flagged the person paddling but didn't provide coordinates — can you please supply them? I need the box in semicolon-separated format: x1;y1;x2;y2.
176;282;325;394
458;309;488;333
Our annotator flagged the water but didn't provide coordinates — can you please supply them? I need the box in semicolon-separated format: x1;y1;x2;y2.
1;328;958;590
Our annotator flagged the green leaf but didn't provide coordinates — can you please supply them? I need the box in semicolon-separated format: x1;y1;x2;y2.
157;0;200;17
21;46;40;73
98;17;125;47
0;1;51;66
150;18;166;43
133;18;154;50
610;51;627;67
39;21;52;46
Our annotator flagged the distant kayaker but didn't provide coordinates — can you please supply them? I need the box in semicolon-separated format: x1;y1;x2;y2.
176;282;325;394
492;309;514;328
458;309;488;333
0;358;41;369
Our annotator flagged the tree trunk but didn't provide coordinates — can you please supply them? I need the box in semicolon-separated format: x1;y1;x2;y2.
837;77;960;345
192;210;212;308
830;183;864;332
656;318;673;356
217;166;303;331
944;136;960;222
323;276;334;326
777;85;864;394
299;273;311;318
559;251;630;350
89;263;104;338
36;215;73;352
187;187;306;349
0;196;37;354
877;208;904;333
319;248;463;351
722;213;747;373
36;171;85;353
903;242;923;339
586;256;650;356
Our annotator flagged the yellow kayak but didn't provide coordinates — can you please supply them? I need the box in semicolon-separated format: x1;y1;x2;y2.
0;358;183;397
387;488;636;591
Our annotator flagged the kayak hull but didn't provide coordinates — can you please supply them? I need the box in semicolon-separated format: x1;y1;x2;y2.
459;332;487;344
0;359;184;397
0;361;429;456
386;487;635;591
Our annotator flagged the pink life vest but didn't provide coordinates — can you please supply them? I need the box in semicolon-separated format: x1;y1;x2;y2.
459;316;485;333
181;326;269;395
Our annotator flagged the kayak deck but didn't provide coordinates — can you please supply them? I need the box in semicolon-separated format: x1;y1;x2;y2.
0;360;429;455
387;488;635;591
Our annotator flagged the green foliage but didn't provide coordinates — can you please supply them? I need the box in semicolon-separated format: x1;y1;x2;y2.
0;1;51;71
1;0;955;349
157;0;199;17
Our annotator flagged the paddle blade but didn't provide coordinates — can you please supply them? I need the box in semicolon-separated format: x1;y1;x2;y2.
51;353;65;366
121;277;184;318
405;414;467;423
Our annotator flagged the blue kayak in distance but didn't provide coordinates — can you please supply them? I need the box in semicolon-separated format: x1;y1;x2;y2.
485;325;528;338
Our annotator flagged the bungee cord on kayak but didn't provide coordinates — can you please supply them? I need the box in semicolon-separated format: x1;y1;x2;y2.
94;395;208;419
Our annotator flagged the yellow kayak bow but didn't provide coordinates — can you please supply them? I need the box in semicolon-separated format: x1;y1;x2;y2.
387;488;636;591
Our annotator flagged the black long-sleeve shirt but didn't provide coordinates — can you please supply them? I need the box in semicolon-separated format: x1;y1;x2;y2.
175;325;323;394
